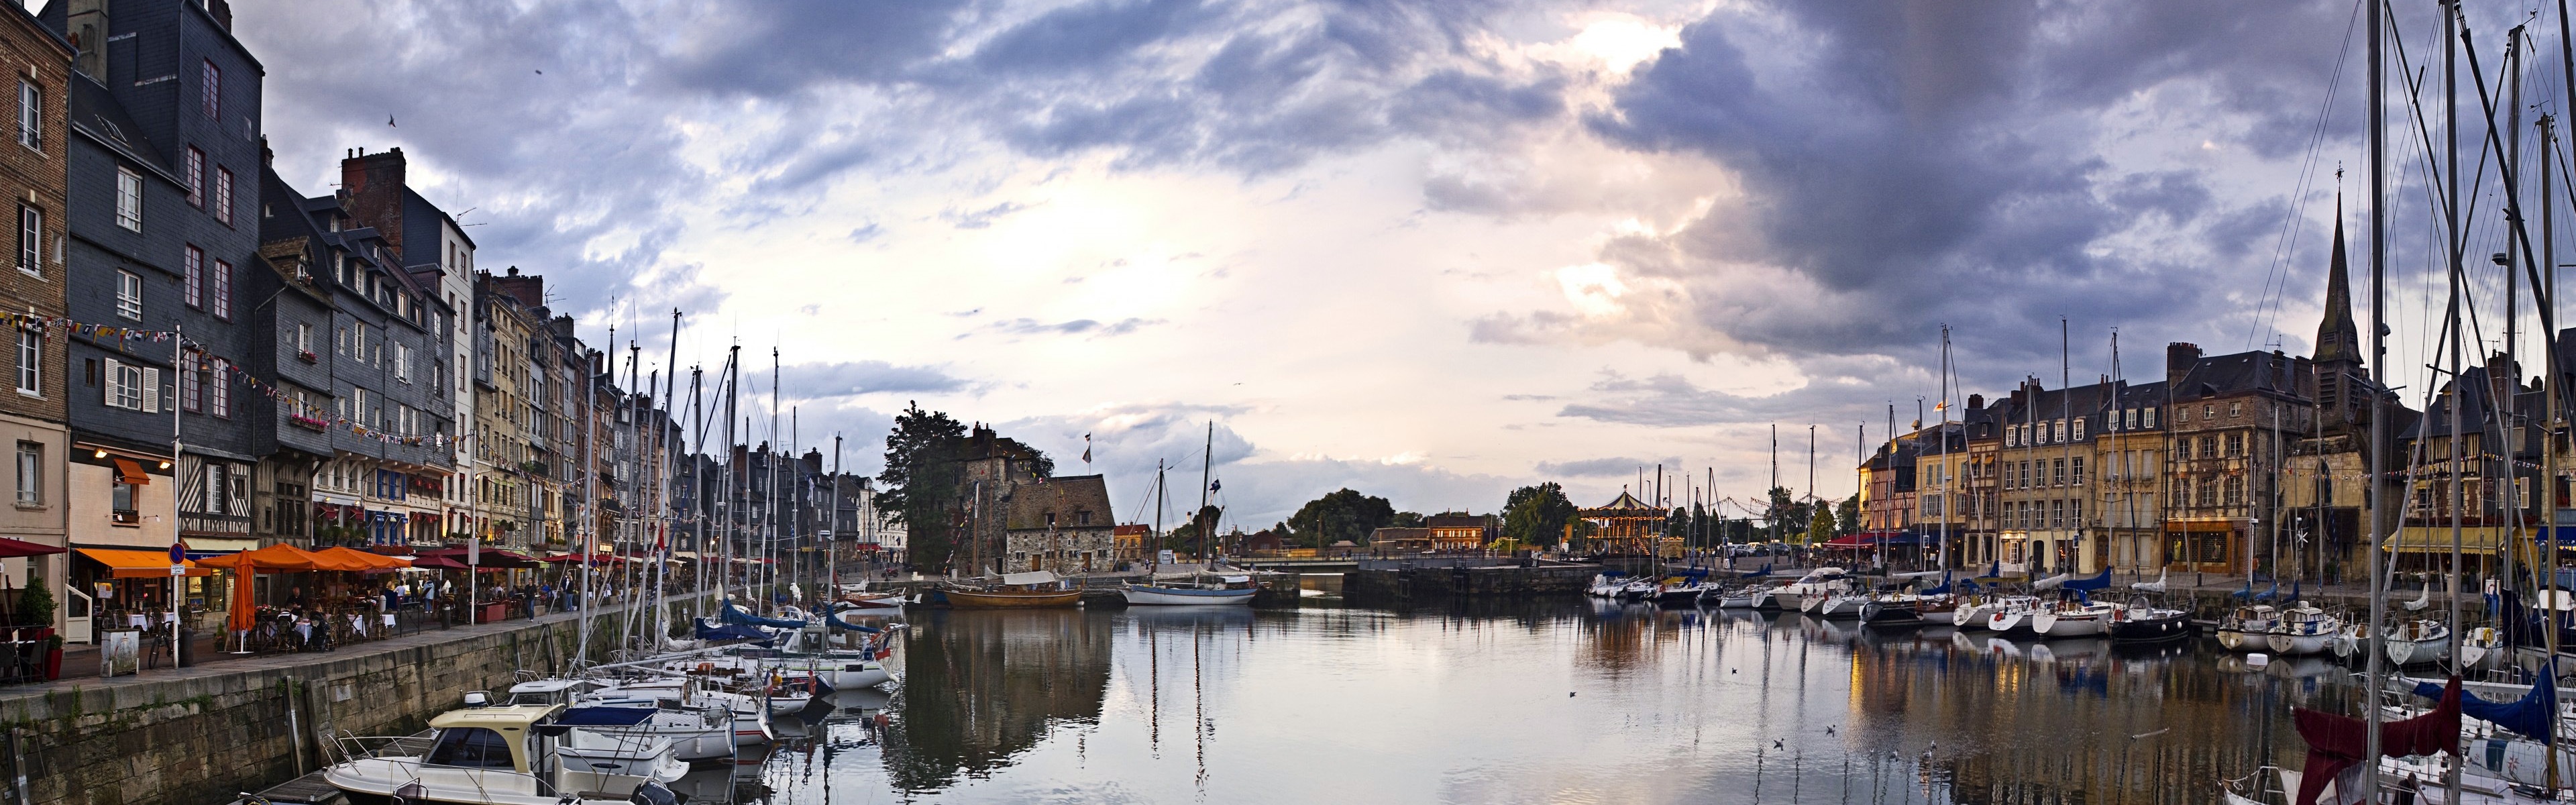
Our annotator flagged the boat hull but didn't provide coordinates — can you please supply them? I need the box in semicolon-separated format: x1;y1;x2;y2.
1952;604;1990;629
2106;612;2190;643
1814;596;1867;619
1123;586;1257;606
1987;611;2029;635
944;588;1083;608
2265;632;2331;655
2032;613;2103;639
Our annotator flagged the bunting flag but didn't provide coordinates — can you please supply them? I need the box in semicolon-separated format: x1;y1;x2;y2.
7;310;456;447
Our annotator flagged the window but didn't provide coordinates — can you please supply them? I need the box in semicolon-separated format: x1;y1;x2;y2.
184;148;203;208
14;205;36;276
15;79;36;150
200;60;219;120
213;168;233;224
2051;458;2067;486
183;246;202;307
2072;417;2085;441
179;358;199;413
2053;419;2065;442
12;441;36;504
2006;427;2019;447
2198;436;2216;460
394;343;411;382
103;359;150;411
114;168;140;231
2229;401;2243;418
2144;407;2157;427
2072;457;2085;486
2223;476;2244;505
212;259;231;319
111;478;134;520
336;325;347;356
295;323;310;354
2225;433;2245;457
13;329;34;394
211;359;229;418
2050;499;2065;529
114;270;141;319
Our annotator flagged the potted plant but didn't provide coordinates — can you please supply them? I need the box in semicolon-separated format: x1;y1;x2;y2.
17;582;54;629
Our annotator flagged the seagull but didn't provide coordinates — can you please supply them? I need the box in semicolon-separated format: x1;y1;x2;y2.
386;114;395;127
1568;692;1575;697
1774;739;1784;749
535;69;544;74
1825;725;1836;735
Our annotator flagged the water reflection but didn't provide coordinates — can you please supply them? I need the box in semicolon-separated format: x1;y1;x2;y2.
721;600;2364;804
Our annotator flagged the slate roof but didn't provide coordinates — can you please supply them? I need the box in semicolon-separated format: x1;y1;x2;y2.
1002;474;1114;531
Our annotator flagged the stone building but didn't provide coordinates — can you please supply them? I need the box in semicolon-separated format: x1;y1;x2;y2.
472;268;542;547
1988;378;2116;574
2162;344;2315;578
0;1;70;611
2094;380;2170;575
332;146;478;546
1002;474;1114;574
1424;512;1492;550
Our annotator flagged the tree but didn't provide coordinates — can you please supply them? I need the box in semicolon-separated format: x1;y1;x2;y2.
1389;511;1426;528
1501;482;1583;545
1804;505;1837;544
1764;486;1811;541
1835;494;1862;537
1286;488;1397;547
878;402;967;572
1167;504;1224;554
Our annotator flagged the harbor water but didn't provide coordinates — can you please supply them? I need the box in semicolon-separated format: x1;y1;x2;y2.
700;594;2361;804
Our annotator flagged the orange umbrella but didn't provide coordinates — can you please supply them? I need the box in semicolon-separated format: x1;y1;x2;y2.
317;547;409;570
198;543;321;633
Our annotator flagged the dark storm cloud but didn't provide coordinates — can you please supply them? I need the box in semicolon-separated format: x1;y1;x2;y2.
1582;0;2360;376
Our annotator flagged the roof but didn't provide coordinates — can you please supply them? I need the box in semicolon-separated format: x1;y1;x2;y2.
68;73;177;183
2169;350;2308;401
1002;474;1114;531
428;704;559;730
1370;527;1431;542
1586;490;1656;513
1423;513;1487;529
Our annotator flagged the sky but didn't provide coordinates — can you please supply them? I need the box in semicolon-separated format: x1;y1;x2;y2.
199;0;2553;531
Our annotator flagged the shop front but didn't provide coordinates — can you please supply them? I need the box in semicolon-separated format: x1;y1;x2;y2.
2165;519;2241;575
67;548;212;644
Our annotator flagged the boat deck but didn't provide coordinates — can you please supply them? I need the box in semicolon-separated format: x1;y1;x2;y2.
237;733;433;805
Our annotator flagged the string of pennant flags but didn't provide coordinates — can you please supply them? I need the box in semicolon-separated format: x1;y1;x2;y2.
1;310;455;448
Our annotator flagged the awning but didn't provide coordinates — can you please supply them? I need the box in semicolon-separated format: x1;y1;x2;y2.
315;547;409;570
2385;526;2508;554
111;458;147;485
0;537;65;558
76;547;209;578
1822;531;1921;548
197;543;319;572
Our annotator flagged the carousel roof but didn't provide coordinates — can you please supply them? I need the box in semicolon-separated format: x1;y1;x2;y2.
1582;490;1660;514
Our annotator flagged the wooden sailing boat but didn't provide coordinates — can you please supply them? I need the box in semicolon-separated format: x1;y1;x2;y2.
943;570;1083;608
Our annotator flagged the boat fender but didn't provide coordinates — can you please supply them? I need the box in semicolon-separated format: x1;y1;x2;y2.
696;662;714;674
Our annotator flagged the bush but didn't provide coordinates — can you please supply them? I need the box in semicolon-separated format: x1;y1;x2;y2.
17;582;53;627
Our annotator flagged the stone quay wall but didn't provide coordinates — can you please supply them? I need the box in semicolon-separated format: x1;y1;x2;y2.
0;597;701;805
1344;564;1596;601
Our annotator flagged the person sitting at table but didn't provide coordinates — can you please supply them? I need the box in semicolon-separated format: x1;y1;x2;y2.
381;584;398;612
287;586;306;608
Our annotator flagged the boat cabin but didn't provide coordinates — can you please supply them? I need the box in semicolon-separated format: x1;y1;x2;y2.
423;702;560;773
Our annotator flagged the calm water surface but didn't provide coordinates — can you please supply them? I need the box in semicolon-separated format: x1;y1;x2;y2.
686;595;2361;804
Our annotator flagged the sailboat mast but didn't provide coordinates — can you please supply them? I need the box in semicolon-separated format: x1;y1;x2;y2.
2362;0;2389;788
1198;422;1214;561
2540;110;2564;791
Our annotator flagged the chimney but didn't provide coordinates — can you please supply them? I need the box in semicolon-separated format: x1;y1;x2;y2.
339;147;409;254
209;0;233;32
2167;342;2202;386
1968;393;1984;411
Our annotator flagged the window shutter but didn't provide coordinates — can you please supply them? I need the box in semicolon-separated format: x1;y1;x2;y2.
142;367;159;413
103;358;120;406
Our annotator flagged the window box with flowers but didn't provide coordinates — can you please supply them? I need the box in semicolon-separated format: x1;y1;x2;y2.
290;413;329;431
297;349;318;364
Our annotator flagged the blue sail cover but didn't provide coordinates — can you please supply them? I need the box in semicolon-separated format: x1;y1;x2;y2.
1920;573;1952;596
556;706;658;727
694;618;772;644
2416;667;2556;741
2062;568;2113;592
720;603;809;630
827;613;883;633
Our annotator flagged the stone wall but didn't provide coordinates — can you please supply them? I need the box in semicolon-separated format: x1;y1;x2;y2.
1344;565;1595;601
0;598;692;805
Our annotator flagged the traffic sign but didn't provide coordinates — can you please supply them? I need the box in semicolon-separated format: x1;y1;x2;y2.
168;543;184;564
168;565;184;577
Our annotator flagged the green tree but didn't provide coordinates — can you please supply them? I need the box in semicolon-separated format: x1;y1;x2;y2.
1390;511;1426;528
1166;504;1224;554
1835;493;1862;537
1764;486;1812;541
1501;482;1583;545
878;402;968;572
1804;505;1837;544
1286;488;1397;547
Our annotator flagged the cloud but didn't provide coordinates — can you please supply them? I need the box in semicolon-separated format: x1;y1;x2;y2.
983;317;1161;338
1533;457;1676;478
785;360;974;398
941;201;1030;229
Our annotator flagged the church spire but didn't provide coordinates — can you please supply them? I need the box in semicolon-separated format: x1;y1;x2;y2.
2314;193;2361;366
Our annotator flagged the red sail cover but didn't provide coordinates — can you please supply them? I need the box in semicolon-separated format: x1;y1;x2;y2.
2290;676;2462;805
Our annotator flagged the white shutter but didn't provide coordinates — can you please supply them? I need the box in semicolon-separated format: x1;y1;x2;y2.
103;358;120;406
142;367;159;413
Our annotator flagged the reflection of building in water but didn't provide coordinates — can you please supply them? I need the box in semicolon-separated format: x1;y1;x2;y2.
879;609;1113;792
1843;635;2347;802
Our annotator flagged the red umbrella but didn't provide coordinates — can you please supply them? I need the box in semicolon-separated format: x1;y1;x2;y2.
0;537;62;558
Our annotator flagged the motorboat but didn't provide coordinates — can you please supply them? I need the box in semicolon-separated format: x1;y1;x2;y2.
503;679;737;761
580;677;771;748
1759;568;1851;612
2030;600;2117;639
1619;579;1659;601
1714;584;1771;608
1811;592;1872;619
2381;618;2451;666
2461;625;2505;670
2105;599;2190;643
2214;604;2279;651
1858;596;1921;627
1124;572;1259;606
945;571;1083;609
321;694;686;805
1653;580;1715;606
1585;574;1629;598
2262;602;2339;656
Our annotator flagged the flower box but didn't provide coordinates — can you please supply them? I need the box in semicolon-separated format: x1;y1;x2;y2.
289;414;329;431
297;350;318;364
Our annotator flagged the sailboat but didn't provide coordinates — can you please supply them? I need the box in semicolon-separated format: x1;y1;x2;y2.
945;570;1084;608
1126;433;1259;606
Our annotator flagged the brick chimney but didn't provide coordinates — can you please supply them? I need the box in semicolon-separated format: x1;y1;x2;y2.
2167;342;2202;386
487;266;543;309
339;147;409;256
